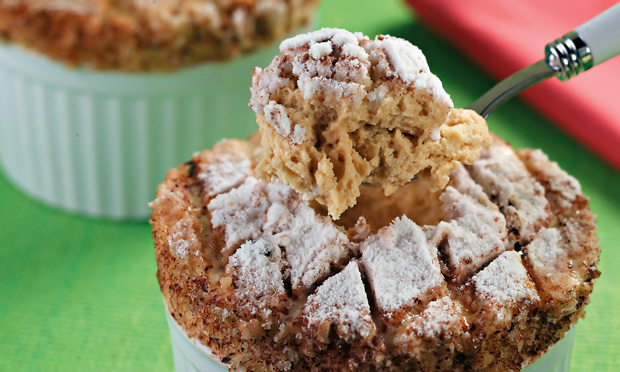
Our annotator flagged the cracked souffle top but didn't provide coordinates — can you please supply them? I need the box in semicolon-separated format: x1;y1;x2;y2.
0;0;318;70
250;28;491;219
150;136;600;372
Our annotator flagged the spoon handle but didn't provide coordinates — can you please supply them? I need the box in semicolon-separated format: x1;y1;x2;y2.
576;2;620;67
468;3;620;117
545;3;620;81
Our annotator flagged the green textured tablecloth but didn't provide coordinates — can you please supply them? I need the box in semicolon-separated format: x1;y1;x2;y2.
1;0;619;370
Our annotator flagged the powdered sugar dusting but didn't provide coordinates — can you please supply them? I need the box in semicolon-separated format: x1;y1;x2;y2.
249;63;291;116
167;214;200;258
367;83;389;104
416;297;464;338
532;151;581;203
208;178;267;253
470;145;550;242
360;36;452;106
449;166;493;207
265;202;350;292
169;233;189;257
360;216;445;315
342;43;368;60
433;184;508;283
397;296;466;344
519;149;582;213
473;251;539;307
297;76;367;105
209;176;350;292
369;37;451;105
280;28;361;51
285;31;370;105
253;28;452;111
198;154;251;197
525;225;581;307
304;261;375;341
263;101;306;144
226;239;287;319
526;228;564;269
309;41;333;59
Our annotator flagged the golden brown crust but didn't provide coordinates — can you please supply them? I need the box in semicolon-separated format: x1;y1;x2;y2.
151;138;601;372
0;0;318;71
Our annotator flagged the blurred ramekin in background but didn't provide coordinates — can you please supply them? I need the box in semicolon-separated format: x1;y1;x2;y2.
0;0;317;219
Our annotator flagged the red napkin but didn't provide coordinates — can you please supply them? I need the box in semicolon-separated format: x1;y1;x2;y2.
405;0;620;170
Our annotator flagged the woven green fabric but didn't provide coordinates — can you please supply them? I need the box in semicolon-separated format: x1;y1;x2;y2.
1;0;618;370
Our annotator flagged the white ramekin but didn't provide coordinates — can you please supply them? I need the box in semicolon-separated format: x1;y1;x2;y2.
522;325;577;372
0;26;310;219
166;312;232;372
165;311;577;372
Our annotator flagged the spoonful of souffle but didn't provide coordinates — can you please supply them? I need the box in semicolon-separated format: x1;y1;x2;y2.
249;5;620;220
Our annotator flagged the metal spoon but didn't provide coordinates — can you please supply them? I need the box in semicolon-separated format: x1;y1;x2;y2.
467;2;620;118
364;4;620;190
